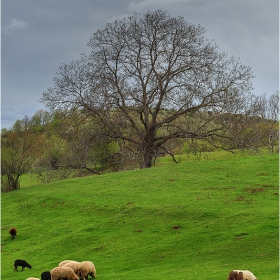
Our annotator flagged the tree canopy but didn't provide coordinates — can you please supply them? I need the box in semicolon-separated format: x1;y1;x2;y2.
41;10;255;168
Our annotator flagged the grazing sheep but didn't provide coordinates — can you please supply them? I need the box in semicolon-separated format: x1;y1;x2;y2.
62;261;81;277
26;278;40;280
41;271;51;280
79;263;90;280
14;259;32;271
50;267;79;280
228;270;257;280
9;227;17;240
80;261;96;279
58;260;75;267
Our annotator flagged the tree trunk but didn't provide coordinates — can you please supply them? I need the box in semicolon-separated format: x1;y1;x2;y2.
142;150;153;168
7;173;20;191
141;136;156;168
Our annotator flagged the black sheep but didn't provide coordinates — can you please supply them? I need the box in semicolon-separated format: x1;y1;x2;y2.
41;271;51;280
9;227;17;240
14;259;32;271
41;271;66;280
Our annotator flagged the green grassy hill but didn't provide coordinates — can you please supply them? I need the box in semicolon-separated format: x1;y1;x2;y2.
1;153;279;280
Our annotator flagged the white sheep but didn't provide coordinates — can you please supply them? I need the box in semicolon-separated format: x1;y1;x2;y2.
58;260;76;267
80;261;96;279
26;278;40;280
50;266;79;280
79;262;90;280
228;270;258;280
62;261;82;277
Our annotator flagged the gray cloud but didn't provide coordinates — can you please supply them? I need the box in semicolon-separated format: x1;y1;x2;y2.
1;0;278;129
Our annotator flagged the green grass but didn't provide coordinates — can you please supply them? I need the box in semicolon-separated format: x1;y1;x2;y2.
1;152;279;280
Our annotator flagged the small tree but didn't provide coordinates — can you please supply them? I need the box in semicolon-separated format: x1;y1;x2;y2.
31;110;119;180
257;93;279;153
1;120;41;191
223;93;279;153
41;10;254;168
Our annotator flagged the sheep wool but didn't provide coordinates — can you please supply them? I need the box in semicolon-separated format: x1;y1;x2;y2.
79;262;90;280
58;260;76;267
228;270;258;280
26;278;40;280
62;261;82;277
50;266;79;280
80;261;96;279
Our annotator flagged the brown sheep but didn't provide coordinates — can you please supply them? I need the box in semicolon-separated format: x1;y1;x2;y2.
58;260;75;267
62;261;81;277
80;261;96;279
9;227;17;240
50;267;79;280
228;270;257;280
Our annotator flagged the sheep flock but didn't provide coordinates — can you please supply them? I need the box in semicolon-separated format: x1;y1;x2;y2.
15;259;96;280
15;257;259;280
11;227;257;280
20;260;259;280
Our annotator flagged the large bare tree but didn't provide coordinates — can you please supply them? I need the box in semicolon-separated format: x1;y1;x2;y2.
41;10;254;168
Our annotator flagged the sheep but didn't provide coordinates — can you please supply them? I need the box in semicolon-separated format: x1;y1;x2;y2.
61;261;81;277
9;227;17;240
58;260;76;267
14;259;32;271
228;270;258;280
50;266;79;280
80;261;96;279
79;262;90;280
26;278;40;280
41;271;51;280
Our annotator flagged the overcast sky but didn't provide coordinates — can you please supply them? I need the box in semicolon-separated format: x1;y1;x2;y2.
2;0;279;129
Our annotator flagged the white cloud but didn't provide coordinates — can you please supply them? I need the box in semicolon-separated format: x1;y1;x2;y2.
4;19;30;34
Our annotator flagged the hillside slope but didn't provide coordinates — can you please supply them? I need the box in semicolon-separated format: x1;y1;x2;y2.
1;153;278;280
